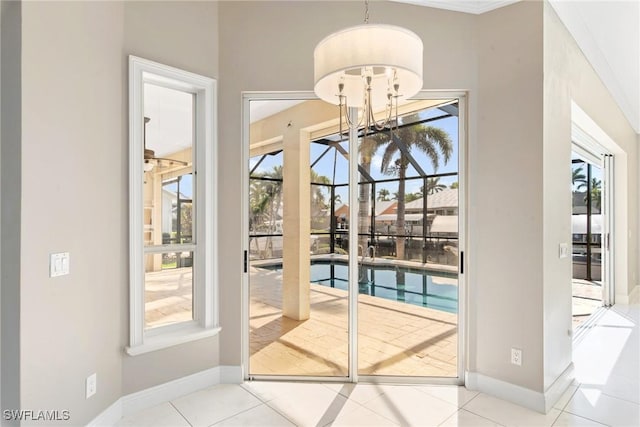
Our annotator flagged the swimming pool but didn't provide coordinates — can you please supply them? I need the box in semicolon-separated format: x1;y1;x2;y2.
263;260;458;313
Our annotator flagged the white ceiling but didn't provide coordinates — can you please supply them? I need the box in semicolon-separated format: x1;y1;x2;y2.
393;0;640;134
250;100;306;123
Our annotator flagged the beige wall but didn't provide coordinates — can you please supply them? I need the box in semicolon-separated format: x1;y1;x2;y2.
121;0;220;396
543;3;639;388
20;2;125;424
17;1;221;423
4;0;638;422
473;1;546;391
218;0;477;366
1;0;22;418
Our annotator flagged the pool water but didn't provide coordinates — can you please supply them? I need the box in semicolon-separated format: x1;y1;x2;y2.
265;261;458;313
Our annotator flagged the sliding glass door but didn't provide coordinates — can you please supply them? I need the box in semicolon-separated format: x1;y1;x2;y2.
245;94;463;381
356;101;460;377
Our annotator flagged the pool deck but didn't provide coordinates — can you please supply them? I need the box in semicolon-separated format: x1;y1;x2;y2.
143;264;600;377
249;266;459;377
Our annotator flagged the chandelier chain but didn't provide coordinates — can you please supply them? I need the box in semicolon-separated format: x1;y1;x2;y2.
364;0;369;24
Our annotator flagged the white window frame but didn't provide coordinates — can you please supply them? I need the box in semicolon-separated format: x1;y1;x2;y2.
127;56;219;356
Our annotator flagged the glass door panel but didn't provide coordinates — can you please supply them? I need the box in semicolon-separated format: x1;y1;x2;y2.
357;100;460;377
571;153;604;329
248;99;350;377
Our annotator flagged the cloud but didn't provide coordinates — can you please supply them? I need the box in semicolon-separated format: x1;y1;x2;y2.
407;181;422;193
371;154;382;169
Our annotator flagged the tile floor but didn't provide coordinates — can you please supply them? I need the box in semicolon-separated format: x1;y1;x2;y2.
116;304;639;426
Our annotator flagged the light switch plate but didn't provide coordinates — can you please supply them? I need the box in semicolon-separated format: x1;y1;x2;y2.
50;252;70;277
559;243;569;259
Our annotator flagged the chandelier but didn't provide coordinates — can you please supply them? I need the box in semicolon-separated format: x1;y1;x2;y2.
313;0;423;136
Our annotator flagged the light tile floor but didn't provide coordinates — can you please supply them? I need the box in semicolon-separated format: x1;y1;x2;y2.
116;304;639;427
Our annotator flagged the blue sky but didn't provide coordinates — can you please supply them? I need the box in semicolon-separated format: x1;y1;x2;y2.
250;109;459;204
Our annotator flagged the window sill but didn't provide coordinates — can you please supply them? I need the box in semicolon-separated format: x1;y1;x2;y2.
125;325;221;356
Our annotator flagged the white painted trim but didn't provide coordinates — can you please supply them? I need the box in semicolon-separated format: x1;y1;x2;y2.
542;363;575;413
390;0;520;15
628;285;640;304
241;91;466;382
86;399;122;427
616;292;631;305
125;326;221;356
465;364;574;414
220;365;244;384
240;91;324;380
348;106;359;383
86;366;242;426
128;55;219;353
456;93;468;383
465;371;546;412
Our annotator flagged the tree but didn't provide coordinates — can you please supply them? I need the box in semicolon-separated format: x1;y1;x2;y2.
404;192;421;203
377;188;390;201
310;170;331;212
572;166;587;189
377;122;453;259
586;177;602;212
248;165;283;257
421;177;446;196
450;181;459;189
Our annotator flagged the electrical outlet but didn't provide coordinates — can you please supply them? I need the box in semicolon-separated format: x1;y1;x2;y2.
86;373;97;399
511;348;522;366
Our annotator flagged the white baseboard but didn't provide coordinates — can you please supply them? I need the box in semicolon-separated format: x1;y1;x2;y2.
86;399;122;427
616;285;640;305
542;363;575;413
465;364;574;414
628;285;639;304
220;365;243;384
87;365;242;426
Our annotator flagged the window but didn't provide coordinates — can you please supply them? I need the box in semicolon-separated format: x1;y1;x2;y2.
127;56;218;355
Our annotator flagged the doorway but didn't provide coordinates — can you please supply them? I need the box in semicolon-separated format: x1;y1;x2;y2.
571;145;614;331
243;93;465;382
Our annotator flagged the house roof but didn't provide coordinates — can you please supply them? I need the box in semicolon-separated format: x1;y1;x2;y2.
405;188;459;211
374;200;397;216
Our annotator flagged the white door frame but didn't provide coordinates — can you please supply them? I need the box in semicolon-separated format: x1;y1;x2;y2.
241;91;467;384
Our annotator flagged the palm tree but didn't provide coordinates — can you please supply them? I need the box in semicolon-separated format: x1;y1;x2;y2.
421;177;447;195
378;124;453;259
405;192;421;203
310;170;331;211
310;170;332;230
572;166;587;189
249;165;283;257
586;177;602;212
377;188;391;201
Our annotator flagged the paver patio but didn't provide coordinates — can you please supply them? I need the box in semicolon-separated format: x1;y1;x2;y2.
249;266;459;377
141;266;600;374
